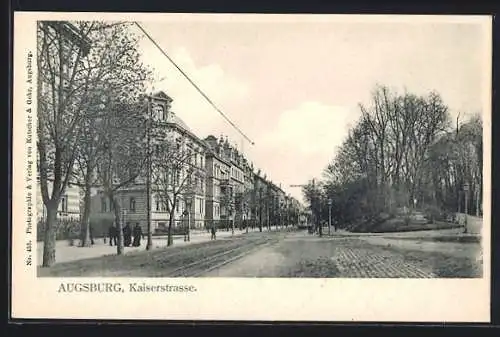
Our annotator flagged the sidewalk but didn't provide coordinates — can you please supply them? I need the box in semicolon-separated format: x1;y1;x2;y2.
36;227;264;266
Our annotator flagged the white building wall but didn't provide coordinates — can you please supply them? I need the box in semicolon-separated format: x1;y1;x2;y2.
36;181;81;221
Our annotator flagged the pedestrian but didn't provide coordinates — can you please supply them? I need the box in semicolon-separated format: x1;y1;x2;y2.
89;224;95;245
132;223;143;247
108;224;118;246
211;224;217;240
123;223;132;247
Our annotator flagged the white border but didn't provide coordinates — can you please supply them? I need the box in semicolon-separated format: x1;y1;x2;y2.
11;12;492;322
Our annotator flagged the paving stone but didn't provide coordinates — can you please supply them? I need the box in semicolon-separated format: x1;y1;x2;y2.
330;245;435;278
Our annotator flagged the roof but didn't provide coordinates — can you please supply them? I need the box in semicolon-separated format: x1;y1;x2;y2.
152;90;173;102
169;112;191;133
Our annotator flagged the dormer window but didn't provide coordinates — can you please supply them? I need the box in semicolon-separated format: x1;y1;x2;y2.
153;103;165;121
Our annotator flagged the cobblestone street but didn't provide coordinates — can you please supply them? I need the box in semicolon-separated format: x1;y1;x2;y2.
329;242;435;278
39;229;483;278
204;231;482;278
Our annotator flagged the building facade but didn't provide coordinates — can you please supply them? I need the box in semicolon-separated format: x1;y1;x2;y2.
204;136;231;224
89;91;207;232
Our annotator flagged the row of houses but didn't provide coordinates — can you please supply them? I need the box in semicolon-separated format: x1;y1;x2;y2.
36;90;302;234
35;20;302;235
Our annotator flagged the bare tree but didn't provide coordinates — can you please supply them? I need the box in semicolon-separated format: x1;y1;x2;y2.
95;95;149;255
73;24;153;248
151;138;200;246
319;85;470;232
37;21;150;266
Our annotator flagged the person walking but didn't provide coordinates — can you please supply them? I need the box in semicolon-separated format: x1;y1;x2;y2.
132;223;143;247
123;223;132;247
108;224;118;246
211;224;217;240
89;224;95;245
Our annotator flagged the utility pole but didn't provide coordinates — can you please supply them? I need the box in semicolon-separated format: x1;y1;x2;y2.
146;95;153;250
328;199;332;236
464;183;469;234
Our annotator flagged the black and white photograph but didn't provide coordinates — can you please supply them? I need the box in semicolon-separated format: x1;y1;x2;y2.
12;12;491;321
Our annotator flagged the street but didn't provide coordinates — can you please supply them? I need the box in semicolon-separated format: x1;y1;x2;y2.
38;228;482;278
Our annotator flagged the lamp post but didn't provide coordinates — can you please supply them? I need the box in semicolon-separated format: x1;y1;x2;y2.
230;205;235;235
463;183;469;234
286;199;289;229
244;201;249;234
328;199;332;236
145;96;153;251
258;188;263;232
184;191;193;242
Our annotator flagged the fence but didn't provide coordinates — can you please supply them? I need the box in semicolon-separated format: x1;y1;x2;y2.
36;218;82;242
37;217;117;243
152;219;260;235
37;217;266;242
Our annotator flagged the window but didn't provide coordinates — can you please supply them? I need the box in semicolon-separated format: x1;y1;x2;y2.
154;104;165;120
129;197;136;212
156;197;160;212
61;195;68;213
101;197;106;212
176;201;179;212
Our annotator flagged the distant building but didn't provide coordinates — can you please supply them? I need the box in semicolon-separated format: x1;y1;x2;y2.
204;135;232;223
36;180;81;221
253;171;270;228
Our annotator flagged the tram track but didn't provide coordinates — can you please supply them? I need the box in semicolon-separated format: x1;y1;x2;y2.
163;237;280;277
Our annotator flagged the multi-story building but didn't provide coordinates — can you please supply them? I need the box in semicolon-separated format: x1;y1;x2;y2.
242;159;255;224
90;91;207;232
253;170;270;228
36;180;82;221
203;135;258;228
204;135;231;224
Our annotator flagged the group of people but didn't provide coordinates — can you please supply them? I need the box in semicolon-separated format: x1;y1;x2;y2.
108;223;144;247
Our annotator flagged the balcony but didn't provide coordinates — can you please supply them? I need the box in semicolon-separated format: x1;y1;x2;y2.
220;179;231;187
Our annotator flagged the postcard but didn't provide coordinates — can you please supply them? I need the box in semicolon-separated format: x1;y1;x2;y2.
11;12;491;322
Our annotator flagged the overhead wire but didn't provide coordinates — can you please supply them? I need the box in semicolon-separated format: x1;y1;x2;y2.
134;22;255;146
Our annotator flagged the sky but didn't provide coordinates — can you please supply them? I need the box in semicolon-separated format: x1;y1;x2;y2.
133;15;489;204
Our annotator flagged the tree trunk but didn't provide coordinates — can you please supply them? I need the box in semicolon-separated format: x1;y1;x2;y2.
42;204;58;267
167;213;174;246
80;180;92;247
110;196;124;255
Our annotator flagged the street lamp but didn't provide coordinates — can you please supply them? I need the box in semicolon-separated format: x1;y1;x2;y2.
230;203;235;235
463;183;469;234
328;199;332;236
244;201;249;234
184;191;194;242
145;95;153;251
